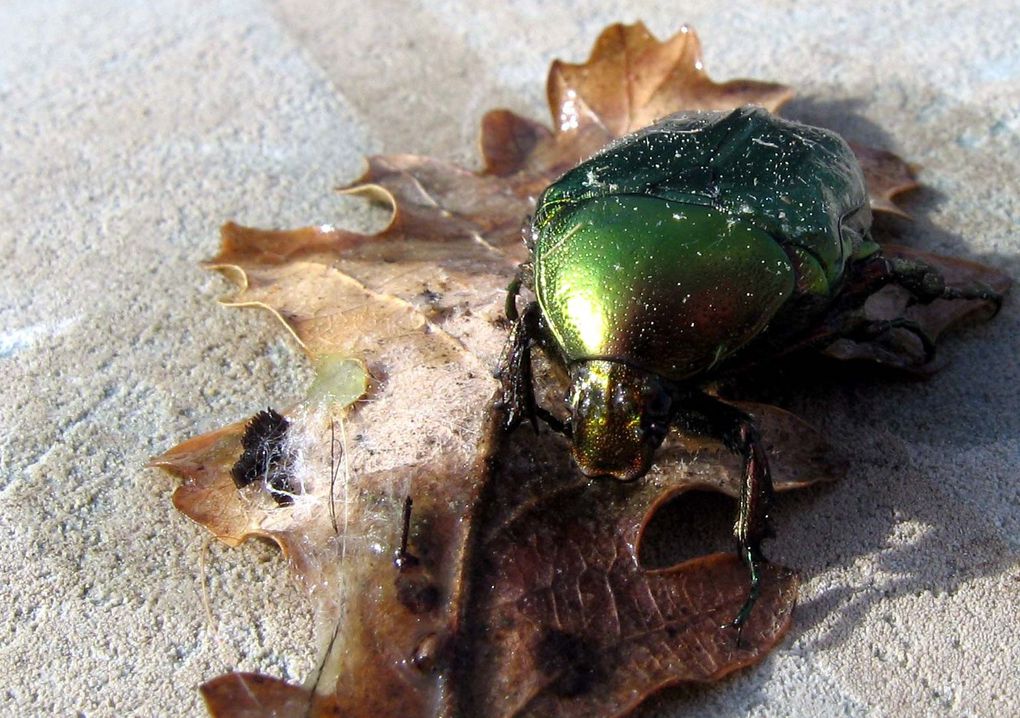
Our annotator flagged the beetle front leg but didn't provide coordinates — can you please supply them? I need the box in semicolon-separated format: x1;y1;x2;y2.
497;301;540;432
729;419;773;635
504;261;534;322
499;263;571;436
496;301;571;436
687;395;774;637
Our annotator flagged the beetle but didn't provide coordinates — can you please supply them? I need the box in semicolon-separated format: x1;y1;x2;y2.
498;107;1001;629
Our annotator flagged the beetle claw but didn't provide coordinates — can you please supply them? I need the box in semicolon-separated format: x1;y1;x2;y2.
944;283;1004;316
721;616;749;649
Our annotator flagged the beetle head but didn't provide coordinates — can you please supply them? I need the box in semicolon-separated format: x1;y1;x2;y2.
567;360;672;481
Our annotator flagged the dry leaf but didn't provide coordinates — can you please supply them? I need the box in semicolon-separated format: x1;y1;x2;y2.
156;397;839;717
849;142;920;217
456;401;844;716
482;23;792;182
152;21;1008;718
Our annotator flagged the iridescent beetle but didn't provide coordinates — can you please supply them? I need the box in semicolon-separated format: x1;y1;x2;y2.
499;107;1001;628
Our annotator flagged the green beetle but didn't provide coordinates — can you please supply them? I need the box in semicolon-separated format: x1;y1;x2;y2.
499;107;1000;629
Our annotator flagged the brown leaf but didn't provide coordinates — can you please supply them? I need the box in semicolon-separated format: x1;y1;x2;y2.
482;22;792;182
152;20;1004;718
851;142;920;216
547;23;792;137
156;422;260;548
157;235;505;715
455;401;837;717
201;674;339;718
480;110;555;177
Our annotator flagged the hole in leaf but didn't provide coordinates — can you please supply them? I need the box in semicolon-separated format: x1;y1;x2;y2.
638;490;734;569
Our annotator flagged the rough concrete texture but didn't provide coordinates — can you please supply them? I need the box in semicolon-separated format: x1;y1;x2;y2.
1;1;1017;715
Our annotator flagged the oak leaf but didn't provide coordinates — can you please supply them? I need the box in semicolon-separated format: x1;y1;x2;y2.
152;21;1008;718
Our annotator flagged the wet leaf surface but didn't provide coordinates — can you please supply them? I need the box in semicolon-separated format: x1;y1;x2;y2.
152;21;1009;718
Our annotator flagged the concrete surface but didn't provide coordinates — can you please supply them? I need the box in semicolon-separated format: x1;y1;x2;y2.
1;1;1017;715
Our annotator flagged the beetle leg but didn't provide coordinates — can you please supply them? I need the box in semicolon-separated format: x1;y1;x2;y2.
851;255;1003;314
534;406;571;437
790;310;937;363
686;396;773;638
496;302;571;437
729;419;773;637
497;301;539;432
504;262;534;321
843;315;936;362
500;264;572;437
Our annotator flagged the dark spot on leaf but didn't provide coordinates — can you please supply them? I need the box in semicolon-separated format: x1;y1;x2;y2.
533;627;604;697
395;573;440;614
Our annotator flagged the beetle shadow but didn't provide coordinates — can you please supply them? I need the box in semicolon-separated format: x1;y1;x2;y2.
785;97;1020;270
641;337;1018;657
783;96;896;150
628;648;784;718
727;314;1018;652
